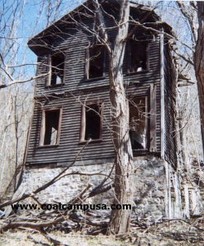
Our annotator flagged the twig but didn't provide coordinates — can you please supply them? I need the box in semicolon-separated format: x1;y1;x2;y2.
0;140;90;210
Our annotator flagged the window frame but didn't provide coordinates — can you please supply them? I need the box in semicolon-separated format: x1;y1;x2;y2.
129;95;150;154
46;53;65;87
39;107;63;147
79;101;104;143
85;44;105;81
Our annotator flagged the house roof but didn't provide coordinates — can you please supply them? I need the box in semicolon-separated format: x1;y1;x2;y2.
28;0;173;55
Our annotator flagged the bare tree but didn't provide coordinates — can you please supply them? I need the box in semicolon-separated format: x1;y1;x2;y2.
78;0;134;234
106;1;133;234
0;0;32;198
0;0;68;199
195;1;204;156
170;2;204;158
2;0;204;237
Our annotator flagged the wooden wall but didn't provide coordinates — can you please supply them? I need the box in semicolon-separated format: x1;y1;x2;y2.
163;41;177;167
26;25;175;166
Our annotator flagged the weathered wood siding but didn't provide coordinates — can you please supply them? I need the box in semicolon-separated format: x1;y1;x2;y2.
27;31;162;166
27;88;115;165
163;41;177;167
35;30;161;94
25;8;175;167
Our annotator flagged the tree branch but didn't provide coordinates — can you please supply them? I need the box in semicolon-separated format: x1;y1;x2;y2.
0;140;91;210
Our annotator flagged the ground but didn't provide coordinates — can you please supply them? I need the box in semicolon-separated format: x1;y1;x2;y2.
0;231;130;246
1;219;204;246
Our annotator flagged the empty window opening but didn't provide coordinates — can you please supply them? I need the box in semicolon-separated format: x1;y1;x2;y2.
127;40;147;73
43;110;60;145
50;53;64;85
80;103;102;142
86;45;104;79
85;104;101;140
129;97;148;150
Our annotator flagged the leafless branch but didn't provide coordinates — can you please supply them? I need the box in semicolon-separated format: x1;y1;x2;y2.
176;1;197;45
0;140;91;210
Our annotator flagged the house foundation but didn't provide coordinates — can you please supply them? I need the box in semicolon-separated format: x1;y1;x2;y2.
11;156;202;225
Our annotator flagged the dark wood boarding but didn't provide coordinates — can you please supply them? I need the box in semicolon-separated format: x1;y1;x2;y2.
26;1;177;167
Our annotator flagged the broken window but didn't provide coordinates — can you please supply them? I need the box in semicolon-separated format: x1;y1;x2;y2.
85;45;104;79
127;40;147;73
48;53;64;86
40;109;62;146
80;103;103;142
129;97;148;150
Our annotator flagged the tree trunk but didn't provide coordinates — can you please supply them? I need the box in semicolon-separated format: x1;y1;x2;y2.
108;0;134;235
195;2;204;157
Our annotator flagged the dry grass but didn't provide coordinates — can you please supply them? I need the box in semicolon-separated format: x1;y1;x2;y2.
1;219;204;245
0;230;131;246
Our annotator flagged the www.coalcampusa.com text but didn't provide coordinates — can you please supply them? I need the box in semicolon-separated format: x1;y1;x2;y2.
11;203;132;212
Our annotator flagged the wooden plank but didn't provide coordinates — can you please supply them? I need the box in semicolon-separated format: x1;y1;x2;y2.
149;83;157;152
159;30;165;159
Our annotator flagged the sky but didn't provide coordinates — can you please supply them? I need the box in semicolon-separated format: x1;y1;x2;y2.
0;0;83;87
0;0;194;87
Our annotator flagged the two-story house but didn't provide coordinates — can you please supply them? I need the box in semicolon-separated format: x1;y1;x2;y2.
20;0;197;223
27;1;176;167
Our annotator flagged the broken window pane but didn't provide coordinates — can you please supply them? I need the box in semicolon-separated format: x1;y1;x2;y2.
129;97;147;150
127;40;147;73
50;53;64;85
85;104;101;140
44;110;60;145
86;45;104;79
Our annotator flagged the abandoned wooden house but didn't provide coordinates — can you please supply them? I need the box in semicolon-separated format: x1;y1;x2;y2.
27;1;176;167
21;0;202;223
